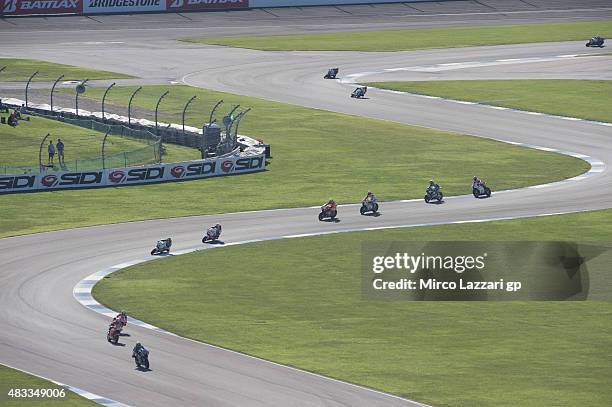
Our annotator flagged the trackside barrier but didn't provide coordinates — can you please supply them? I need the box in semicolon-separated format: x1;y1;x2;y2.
0;153;266;194
1;0;442;17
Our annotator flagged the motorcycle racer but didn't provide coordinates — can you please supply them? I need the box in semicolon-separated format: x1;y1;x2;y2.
362;191;377;204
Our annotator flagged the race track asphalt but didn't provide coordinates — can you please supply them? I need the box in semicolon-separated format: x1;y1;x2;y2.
1;2;612;406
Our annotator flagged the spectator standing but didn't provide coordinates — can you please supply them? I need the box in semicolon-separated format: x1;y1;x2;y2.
57;139;65;166
48;140;55;165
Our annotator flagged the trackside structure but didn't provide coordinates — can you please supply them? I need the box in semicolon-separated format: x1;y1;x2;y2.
0;98;267;194
0;1;446;17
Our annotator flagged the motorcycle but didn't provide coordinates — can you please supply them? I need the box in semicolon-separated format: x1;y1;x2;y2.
107;324;121;345
472;183;492;198
351;87;367;99
202;225;222;243
424;187;443;203
151;238;171;255
318;205;338;221
134;348;150;370
586;36;605;47
324;68;339;79
360;200;379;215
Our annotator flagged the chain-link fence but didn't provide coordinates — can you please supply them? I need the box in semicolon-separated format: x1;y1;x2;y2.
1;108;161;175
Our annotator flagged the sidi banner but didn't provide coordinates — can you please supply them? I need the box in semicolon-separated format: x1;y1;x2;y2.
0;154;265;194
2;0;82;15
166;0;248;12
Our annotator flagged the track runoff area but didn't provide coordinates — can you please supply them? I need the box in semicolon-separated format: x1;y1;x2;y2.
1;2;612;407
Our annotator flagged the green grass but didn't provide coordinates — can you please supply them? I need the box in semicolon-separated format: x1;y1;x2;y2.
182;20;612;52
0;84;587;237
0;58;132;82
94;209;612;407
0;364;97;406
0;115;199;174
368;80;612;123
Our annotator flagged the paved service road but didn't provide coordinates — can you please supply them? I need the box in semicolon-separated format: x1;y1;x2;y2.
1;2;611;406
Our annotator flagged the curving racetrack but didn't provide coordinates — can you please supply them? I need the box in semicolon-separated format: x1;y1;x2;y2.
1;2;612;406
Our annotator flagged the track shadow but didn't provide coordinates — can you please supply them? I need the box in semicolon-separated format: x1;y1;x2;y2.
361;212;381;217
205;240;225;245
111;342;126;347
135;366;152;372
119;332;131;337
322;218;341;223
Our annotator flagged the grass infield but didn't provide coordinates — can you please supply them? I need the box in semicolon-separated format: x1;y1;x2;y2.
182;20;612;52
368;80;612;123
0;364;97;406
0;84;588;237
0;58;133;82
94;209;612;407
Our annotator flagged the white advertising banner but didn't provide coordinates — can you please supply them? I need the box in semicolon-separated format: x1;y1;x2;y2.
0;154;266;194
83;0;165;14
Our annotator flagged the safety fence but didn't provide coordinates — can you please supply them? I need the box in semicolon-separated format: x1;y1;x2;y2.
1;107;161;175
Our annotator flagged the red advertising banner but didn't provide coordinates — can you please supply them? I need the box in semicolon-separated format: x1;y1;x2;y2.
2;0;82;15
166;0;248;12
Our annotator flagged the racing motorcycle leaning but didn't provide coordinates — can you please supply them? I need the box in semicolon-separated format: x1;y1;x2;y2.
133;344;150;369
360;200;379;215
318;203;338;221
472;182;492;198
586;36;605;47
202;224;222;243
324;68;339;79
424;186;444;203
351;86;367;98
106;322;121;345
151;238;172;255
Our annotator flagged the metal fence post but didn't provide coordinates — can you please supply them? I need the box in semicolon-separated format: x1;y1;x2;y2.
182;95;197;136
102;82;116;121
25;71;39;108
128;86;142;126
155;90;169;137
101;131;110;169
38;133;50;171
50;75;65;113
75;78;89;117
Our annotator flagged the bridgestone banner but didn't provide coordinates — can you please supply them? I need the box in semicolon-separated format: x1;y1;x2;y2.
166;0;248;11
0;154;265;193
2;0;82;15
83;0;164;14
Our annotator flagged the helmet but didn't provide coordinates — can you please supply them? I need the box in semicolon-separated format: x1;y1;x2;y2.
367;191;372;195
136;342;141;347
429;180;434;184
473;176;478;181
215;223;221;228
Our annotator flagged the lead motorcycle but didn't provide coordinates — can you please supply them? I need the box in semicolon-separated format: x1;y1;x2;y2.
424;187;444;204
202;224;222;243
360;200;379;215
472;182;492;198
586;36;605;47
324;68;339;79
351;86;367;99
151;238;172;255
